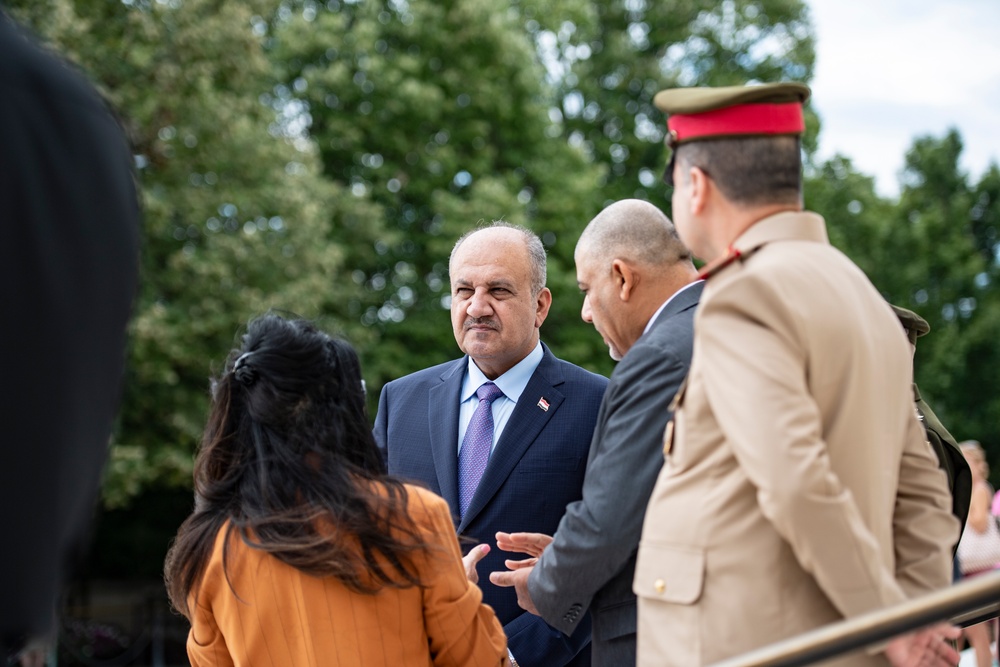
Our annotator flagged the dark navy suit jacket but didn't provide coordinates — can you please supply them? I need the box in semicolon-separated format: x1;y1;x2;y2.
373;342;607;667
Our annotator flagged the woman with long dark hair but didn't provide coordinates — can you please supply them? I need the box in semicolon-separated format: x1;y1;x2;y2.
164;313;508;666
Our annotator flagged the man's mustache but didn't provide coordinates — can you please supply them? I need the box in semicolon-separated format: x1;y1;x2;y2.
464;317;499;331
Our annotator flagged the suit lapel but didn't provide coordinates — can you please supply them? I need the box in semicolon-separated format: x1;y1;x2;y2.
457;344;565;532
428;360;465;515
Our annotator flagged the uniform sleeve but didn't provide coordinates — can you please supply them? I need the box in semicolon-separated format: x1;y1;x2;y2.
412;491;509;667
892;413;960;597
697;276;908;618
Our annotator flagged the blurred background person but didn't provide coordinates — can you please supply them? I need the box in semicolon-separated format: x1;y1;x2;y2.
890;305;971;537
164;313;508;666
956;440;1000;667
0;7;140;663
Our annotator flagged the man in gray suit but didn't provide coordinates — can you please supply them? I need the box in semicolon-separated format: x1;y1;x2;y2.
490;199;701;665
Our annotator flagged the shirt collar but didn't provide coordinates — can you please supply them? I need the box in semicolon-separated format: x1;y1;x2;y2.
462;341;544;404
642;280;704;336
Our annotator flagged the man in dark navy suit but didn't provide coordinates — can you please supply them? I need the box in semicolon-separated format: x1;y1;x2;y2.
1;7;140;662
374;222;607;667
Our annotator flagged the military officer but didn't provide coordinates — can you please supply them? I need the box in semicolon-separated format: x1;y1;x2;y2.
891;304;972;534
633;82;961;667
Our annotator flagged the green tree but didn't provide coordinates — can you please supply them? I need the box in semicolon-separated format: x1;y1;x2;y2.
805;153;896;279
6;0;374;506
6;0;825;506
812;130;1000;475
272;0;821;389
547;0;817;216
890;132;1000;464
271;0;614;386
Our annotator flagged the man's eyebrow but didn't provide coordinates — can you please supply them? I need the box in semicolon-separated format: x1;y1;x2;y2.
452;278;517;291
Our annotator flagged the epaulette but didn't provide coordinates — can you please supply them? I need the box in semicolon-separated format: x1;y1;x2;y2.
696;244;763;281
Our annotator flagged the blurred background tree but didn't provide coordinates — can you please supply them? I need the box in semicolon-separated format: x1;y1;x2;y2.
811;131;1000;448
6;0;820;508
5;0;1000;599
7;0;385;507
269;0;610;390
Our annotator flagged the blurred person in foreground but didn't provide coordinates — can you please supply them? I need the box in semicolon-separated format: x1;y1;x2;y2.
634;82;960;667
489;199;701;665
0;7;140;662
164;313;508;666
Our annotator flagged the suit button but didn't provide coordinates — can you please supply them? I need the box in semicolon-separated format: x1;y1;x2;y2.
654;578;666;595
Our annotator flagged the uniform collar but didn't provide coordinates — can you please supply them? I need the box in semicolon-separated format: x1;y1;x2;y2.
732;210;828;254
697;211;828;281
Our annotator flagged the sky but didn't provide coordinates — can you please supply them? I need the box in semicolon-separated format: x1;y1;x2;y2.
807;0;1000;198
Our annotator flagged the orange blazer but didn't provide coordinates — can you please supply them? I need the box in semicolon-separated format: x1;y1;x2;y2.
187;485;509;667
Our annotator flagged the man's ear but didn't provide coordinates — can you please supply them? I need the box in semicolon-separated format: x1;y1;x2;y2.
611;259;636;302
689;165;710;215
534;287;553;328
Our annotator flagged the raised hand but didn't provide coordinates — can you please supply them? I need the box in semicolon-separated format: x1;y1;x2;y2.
462;543;491;584
494;531;553;558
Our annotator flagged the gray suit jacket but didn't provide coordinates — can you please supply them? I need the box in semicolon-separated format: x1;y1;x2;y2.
527;281;702;663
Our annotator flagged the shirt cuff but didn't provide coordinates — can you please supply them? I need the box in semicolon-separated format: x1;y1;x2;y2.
507;648;520;667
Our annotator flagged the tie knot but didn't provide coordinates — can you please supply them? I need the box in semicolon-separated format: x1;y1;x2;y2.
476;382;504;403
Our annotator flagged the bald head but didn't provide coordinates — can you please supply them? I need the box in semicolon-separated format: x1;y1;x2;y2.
576;199;693;269
574;200;696;360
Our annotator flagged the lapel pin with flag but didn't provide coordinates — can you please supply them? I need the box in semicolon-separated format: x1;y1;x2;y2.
537;397;549;412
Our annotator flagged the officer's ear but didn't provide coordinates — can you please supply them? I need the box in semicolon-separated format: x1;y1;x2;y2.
689;166;710;215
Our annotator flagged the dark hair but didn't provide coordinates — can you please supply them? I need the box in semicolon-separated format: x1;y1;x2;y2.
164;313;431;619
675;135;802;206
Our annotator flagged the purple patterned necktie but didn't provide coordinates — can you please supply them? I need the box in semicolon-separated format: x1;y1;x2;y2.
458;382;505;518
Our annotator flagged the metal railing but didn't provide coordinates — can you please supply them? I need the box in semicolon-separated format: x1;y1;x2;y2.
708;570;1000;667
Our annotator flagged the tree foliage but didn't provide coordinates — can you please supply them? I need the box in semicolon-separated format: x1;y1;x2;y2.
270;0;611;388
270;0;817;389
547;0;817;214
6;0;373;505
18;0;1000;505
809;132;1000;472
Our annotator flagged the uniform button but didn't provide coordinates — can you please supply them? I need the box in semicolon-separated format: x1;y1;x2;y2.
654;578;666;594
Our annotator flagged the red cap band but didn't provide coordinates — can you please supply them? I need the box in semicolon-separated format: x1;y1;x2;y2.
668;102;804;144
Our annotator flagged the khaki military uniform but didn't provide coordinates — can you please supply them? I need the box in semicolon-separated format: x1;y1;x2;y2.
633;211;959;666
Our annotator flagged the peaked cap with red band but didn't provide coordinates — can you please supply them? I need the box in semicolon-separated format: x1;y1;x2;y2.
656;82;810;185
